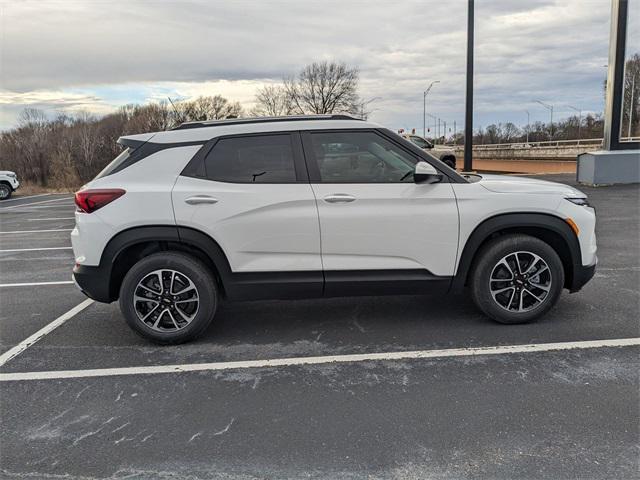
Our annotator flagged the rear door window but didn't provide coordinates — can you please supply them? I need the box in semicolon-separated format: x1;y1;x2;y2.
204;134;297;183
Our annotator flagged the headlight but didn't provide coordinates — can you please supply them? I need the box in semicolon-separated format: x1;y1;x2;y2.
565;197;592;208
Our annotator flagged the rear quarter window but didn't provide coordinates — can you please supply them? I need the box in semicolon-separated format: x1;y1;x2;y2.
94;147;134;179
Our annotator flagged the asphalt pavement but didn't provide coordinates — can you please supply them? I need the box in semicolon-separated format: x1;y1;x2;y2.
0;177;638;479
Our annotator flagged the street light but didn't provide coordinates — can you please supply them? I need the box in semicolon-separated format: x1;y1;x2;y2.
534;99;554;139
426;113;438;139
525;110;530;144
568;105;582;139
359;96;382;120
423;81;440;138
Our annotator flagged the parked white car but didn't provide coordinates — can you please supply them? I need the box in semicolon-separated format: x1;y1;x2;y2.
71;115;597;344
0;170;20;200
400;133;457;169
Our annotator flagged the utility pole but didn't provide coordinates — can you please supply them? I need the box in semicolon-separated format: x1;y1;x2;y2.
568;105;582;139
453;120;457;144
525;110;530;144
423;81;439;138
463;0;474;171
534;99;554;139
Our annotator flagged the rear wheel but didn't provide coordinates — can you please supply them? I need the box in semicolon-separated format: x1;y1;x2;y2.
0;183;12;200
119;252;217;344
470;234;564;324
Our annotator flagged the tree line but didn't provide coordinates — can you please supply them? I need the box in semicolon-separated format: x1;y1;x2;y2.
0;61;365;188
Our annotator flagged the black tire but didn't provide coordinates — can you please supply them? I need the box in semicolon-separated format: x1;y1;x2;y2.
470;234;564;324
119;252;218;344
0;183;12;200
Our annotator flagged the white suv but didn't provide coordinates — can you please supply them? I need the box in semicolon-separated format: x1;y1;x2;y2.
0;170;20;200
71;115;597;344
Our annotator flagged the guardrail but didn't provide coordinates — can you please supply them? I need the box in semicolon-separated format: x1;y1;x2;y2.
457;138;603;150
446;137;639;150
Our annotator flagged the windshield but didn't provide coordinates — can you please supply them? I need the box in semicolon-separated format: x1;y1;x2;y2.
410;136;429;148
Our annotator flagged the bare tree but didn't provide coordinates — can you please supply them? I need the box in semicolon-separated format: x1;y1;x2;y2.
284;61;361;115
172;95;244;124
16;108;51;185
622;53;640;138
250;85;294;117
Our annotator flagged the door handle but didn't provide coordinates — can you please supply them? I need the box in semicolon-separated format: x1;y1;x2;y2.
324;193;356;203
185;195;218;205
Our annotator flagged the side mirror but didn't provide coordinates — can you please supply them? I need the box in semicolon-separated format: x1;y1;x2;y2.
425;141;434;149
414;161;443;184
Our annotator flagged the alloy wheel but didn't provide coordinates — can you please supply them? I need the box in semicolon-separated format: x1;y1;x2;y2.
133;269;199;331
489;251;552;313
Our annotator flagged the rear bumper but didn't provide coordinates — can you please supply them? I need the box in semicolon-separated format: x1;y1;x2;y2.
72;264;113;303
569;260;596;293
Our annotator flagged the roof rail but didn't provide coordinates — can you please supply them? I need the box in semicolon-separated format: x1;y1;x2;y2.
172;114;361;130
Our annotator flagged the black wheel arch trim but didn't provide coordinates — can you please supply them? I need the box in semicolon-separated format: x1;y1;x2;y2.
451;212;585;293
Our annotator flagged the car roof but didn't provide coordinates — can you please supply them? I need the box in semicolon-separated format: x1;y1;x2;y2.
120;115;383;145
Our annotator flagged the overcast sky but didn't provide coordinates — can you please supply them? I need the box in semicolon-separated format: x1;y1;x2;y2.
1;0;638;132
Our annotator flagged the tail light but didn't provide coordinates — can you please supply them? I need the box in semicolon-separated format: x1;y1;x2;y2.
75;188;125;213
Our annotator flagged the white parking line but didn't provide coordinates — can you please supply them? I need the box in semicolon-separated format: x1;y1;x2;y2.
0;281;75;288
0;247;73;253
1;337;637;382
0;193;52;204
0;299;93;368
17;204;76;210
28;217;75;221
0;196;73;210
0;228;73;234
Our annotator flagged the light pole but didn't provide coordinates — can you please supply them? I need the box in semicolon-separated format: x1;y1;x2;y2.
568;105;582;139
463;0;475;171
534;100;554;139
525;110;530;144
426;113;438;139
423;81;440;138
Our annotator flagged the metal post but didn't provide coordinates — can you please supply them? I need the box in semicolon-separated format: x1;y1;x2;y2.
603;0;635;150
423;92;426;138
534;100;554;139
463;0;474;171
525;110;530;144
422;81;439;139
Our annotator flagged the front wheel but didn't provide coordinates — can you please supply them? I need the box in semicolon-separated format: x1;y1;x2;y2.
470;234;564;324
119;252;218;344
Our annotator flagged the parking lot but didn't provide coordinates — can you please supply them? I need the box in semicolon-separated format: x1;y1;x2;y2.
0;175;638;479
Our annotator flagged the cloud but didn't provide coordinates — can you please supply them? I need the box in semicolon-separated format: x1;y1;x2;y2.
0;0;630;131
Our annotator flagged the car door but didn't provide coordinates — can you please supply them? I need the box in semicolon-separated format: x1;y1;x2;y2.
301;129;459;295
172;132;322;297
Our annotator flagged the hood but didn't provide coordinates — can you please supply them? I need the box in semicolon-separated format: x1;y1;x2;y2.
0;170;16;175
478;174;586;197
